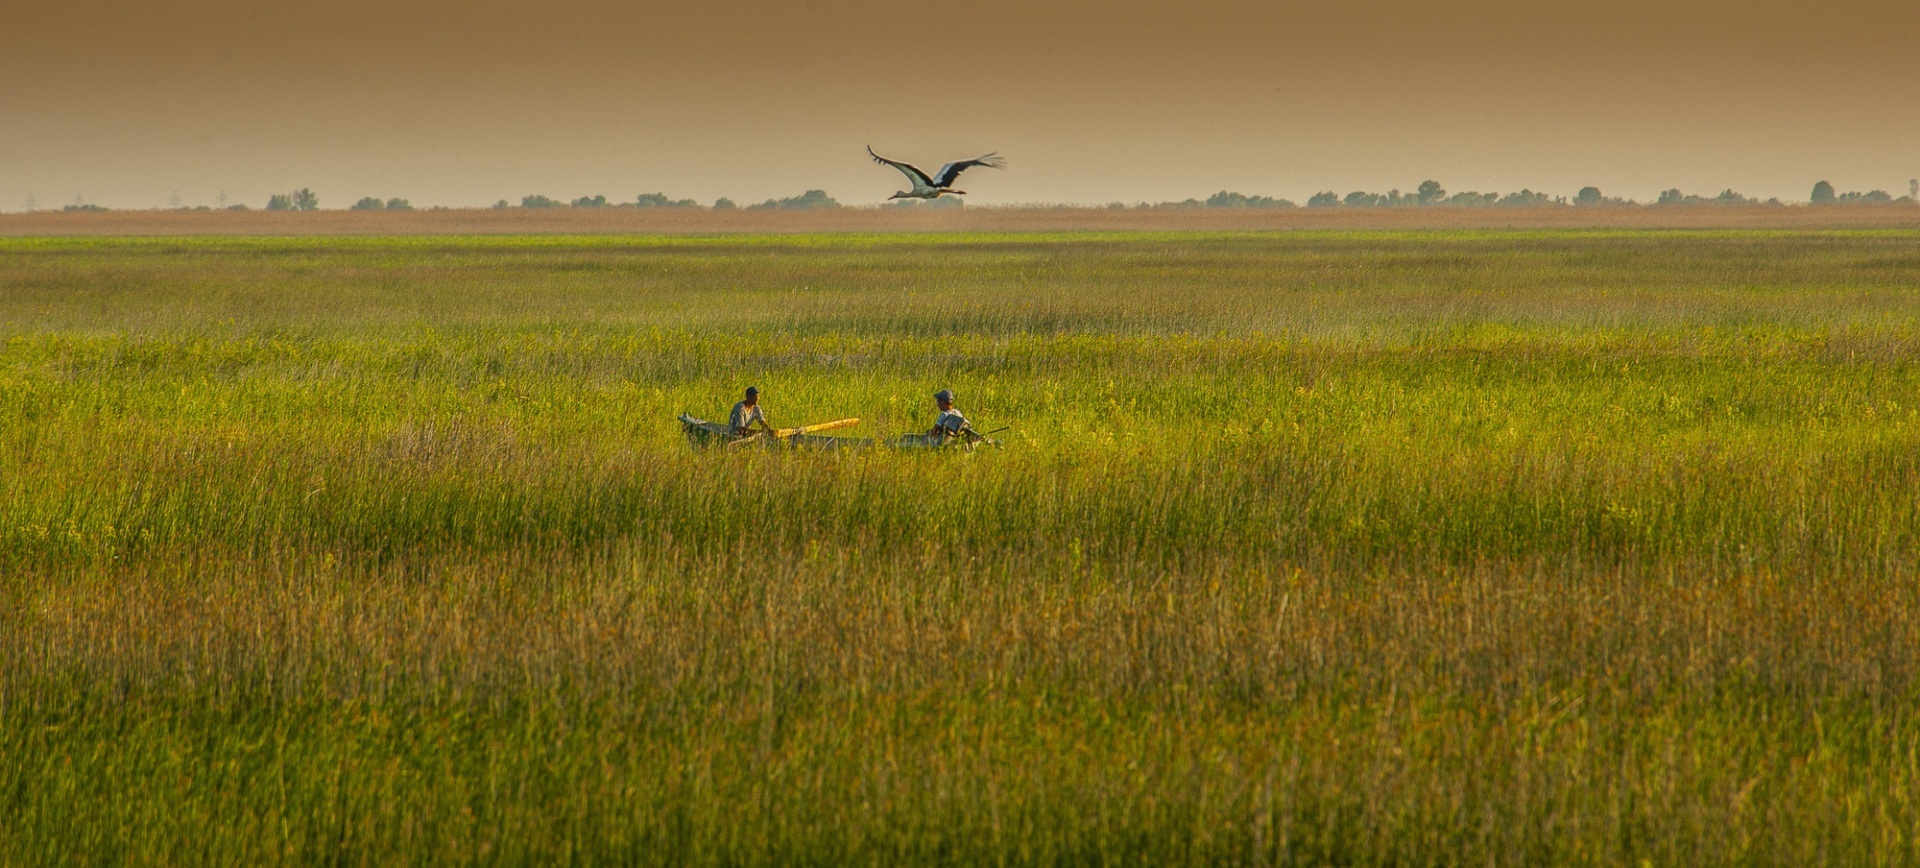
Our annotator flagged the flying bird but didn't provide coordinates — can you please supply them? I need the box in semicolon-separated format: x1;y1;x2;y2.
867;147;1006;199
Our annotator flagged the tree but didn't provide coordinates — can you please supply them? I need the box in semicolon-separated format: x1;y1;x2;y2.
290;188;318;211
266;194;293;211
572;195;609;208
1811;181;1835;204
1657;188;1685;205
713;198;737;210
1576;186;1603;206
351;197;386;211
521;195;563;208
385;198;413;211
1306;191;1340;208
1910;180;1918;200
1416;180;1446;205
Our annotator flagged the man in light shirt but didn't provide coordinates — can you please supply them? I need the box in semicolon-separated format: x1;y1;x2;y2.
730;386;773;437
927;389;972;440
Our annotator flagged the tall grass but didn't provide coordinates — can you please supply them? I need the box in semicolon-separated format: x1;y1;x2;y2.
3;231;1919;863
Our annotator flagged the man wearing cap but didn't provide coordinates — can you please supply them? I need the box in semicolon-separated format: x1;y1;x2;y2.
730;386;774;437
927;389;972;441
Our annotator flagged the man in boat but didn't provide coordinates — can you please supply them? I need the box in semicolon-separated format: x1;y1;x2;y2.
927;389;973;442
730;386;774;438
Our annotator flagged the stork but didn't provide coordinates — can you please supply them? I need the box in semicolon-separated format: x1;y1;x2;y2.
867;147;1006;199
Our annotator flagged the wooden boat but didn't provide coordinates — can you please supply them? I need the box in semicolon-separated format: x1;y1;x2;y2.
893;429;1002;451
678;413;872;450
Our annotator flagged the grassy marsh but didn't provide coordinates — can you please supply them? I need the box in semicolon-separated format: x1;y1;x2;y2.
4;231;1920;863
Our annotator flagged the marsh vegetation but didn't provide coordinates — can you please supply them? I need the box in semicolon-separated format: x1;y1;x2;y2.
3;231;1919;862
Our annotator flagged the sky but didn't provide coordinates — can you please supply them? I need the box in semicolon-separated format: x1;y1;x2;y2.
4;0;1918;209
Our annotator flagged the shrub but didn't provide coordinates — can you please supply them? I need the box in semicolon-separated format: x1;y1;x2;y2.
521;195;563;209
350;197;386;211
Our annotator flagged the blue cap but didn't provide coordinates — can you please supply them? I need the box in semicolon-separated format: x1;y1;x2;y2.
934;389;953;402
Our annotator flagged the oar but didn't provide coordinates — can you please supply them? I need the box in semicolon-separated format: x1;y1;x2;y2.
953;425;1009;445
775;418;860;438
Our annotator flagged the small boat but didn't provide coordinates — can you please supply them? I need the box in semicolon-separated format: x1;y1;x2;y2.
678;413;872;451
893;428;1003;451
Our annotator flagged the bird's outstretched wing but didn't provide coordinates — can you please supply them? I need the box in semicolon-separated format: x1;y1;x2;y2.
932;153;1006;188
867;147;935;188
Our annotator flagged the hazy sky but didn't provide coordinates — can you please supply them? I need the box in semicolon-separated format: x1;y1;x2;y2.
5;0;1917;209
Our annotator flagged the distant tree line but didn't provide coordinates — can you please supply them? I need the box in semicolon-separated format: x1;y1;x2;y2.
1653;188;1780;207
1306;181;1564;208
1125;180;1920;210
351;197;414;211
494;192;725;209
745;190;840;210
22;180;1920;213
499;189;840;210
1809;181;1898;205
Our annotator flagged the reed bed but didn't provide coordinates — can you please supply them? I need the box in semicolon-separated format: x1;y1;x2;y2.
3;231;1919;864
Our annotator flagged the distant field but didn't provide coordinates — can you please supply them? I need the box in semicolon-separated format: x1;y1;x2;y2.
3;203;1920;235
4;231;1919;863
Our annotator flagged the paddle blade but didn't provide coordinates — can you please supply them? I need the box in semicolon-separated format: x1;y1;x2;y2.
777;418;860;437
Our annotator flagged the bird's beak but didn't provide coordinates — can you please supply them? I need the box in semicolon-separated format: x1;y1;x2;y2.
888;192;904;199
